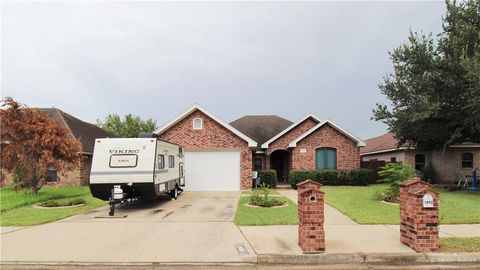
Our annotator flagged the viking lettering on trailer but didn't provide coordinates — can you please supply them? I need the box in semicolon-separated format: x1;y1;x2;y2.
109;149;140;154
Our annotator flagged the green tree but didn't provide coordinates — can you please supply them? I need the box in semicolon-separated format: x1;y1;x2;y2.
373;0;480;150
96;113;157;138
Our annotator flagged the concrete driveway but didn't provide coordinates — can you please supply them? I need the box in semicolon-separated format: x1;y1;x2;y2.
1;192;255;263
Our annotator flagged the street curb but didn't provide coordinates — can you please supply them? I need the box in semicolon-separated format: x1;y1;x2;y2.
257;252;480;265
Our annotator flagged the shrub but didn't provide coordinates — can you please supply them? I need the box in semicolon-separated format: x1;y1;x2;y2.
422;164;437;184
375;163;416;203
290;170;317;189
258;169;277;188
289;169;372;189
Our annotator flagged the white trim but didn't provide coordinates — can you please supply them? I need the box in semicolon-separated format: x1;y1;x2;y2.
449;144;480;148
360;143;480;156
154;105;257;147
261;114;321;149
360;148;408;156
288;120;366;148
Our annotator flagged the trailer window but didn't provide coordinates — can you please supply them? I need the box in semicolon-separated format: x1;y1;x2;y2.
110;154;138;168
169;155;175;168
157;154;165;169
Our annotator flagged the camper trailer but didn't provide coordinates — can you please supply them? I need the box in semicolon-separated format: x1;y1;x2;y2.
89;136;185;215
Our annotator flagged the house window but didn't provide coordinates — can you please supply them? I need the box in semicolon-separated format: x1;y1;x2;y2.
178;147;184;158
415;154;426;171
253;158;263;171
46;167;57;182
193;118;203;130
169;155;175;168
157;154;165;169
316;148;337;170
390;157;397;163
462;152;473;168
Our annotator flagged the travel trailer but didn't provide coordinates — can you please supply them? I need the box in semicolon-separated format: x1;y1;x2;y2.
89;135;185;216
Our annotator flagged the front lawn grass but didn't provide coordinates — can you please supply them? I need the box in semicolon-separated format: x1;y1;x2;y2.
0;186;106;226
440;237;480;253
321;184;480;224
234;196;298;225
0;186;89;212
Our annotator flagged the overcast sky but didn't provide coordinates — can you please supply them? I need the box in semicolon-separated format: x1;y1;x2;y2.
2;1;446;139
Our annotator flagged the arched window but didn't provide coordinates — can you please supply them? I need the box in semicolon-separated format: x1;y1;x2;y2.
415;154;426;171
462;153;473;168
316;148;336;170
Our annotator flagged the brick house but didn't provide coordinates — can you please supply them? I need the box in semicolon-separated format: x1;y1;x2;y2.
155;105;365;190
1;108;113;186
360;132;480;184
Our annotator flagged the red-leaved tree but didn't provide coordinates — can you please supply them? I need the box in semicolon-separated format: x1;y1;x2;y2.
0;97;81;193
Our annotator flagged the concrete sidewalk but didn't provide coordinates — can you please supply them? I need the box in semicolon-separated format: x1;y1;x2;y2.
238;189;480;255
278;188;480;237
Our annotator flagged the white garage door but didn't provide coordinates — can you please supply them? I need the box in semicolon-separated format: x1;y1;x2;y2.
184;151;240;191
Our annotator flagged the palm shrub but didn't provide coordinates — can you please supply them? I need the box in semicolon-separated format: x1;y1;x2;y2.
376;163;416;202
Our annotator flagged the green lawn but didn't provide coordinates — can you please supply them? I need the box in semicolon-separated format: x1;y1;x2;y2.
0;186;106;226
440;237;480;253
321;184;480;224
234;196;298;225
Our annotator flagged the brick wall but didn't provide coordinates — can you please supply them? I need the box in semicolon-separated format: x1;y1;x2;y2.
297;179;325;253
291;124;360;170
268;117;318;154
405;148;479;184
399;179;439;252
159;109;253;189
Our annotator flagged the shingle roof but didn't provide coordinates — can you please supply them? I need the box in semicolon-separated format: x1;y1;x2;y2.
230;115;293;146
37;108;114;153
360;132;402;154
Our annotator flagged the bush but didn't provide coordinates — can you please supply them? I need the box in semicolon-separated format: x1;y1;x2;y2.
374;163;416;202
39;197;85;207
290;170;317;189
258;169;277;188
290;169;372;189
249;186;285;207
422;164;437;184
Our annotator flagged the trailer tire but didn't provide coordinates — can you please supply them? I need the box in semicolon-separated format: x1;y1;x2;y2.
170;187;178;200
109;204;115;216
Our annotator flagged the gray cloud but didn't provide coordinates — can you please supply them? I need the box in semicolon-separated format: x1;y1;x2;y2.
2;1;445;139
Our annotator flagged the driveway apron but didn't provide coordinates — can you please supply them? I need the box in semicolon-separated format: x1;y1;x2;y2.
1;192;256;263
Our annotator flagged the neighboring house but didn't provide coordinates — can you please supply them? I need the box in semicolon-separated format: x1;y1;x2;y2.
1;108;113;186
360;132;480;184
155;105;365;191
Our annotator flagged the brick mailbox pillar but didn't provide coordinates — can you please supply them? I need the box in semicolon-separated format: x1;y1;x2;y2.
399;178;439;252
297;179;325;253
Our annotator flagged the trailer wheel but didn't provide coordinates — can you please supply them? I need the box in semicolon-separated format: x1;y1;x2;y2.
170;187;178;200
109;204;115;216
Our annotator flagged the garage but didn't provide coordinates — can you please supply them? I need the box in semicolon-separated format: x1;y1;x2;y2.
184;151;240;191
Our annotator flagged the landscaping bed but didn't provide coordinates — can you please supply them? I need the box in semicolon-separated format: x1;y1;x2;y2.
0;186;106;226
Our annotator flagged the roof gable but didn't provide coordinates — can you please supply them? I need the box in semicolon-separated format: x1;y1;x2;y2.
38;108;114;153
261;115;321;149
288;120;366;147
154;105;257;147
230;115;293;146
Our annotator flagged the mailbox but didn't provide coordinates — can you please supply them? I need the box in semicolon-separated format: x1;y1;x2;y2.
297;179;325;253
